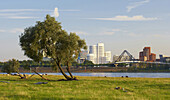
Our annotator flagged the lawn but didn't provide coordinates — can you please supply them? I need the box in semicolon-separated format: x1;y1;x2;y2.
0;74;170;100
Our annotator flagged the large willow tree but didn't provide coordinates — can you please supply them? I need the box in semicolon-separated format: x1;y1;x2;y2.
19;15;86;80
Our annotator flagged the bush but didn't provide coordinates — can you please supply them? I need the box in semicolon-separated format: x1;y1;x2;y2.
2;59;20;74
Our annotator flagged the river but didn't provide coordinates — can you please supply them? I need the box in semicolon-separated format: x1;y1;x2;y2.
0;72;170;78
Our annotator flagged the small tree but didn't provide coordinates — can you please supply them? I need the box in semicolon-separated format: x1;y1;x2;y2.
1;59;28;79
19;15;87;80
84;60;94;66
2;59;20;74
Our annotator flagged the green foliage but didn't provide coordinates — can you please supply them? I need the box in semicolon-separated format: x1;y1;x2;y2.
51;61;58;72
72;61;79;66
19;14;87;79
0;62;4;67
19;14;63;62
19;14;86;66
58;32;87;66
128;63;170;72
21;60;32;70
118;63;128;67
83;60;94;65
1;59;20;74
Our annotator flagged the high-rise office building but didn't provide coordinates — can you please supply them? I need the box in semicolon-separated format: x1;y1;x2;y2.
159;55;170;62
87;54;95;63
139;47;156;62
97;43;105;64
89;45;97;63
143;47;151;61
105;51;112;63
150;53;156;62
87;43;111;64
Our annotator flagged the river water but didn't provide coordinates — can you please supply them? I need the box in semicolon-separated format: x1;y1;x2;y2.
1;72;170;78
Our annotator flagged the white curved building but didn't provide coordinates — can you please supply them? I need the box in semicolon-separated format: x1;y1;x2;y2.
89;45;97;58
87;43;111;64
87;54;94;63
89;45;97;63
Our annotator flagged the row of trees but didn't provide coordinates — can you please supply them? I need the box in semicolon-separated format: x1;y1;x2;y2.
0;60;95;68
127;63;170;72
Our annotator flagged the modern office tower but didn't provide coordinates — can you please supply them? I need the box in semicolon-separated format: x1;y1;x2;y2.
139;47;156;62
139;51;144;61
97;43;105;64
87;54;94;63
105;51;112;63
101;57;107;64
89;45;97;63
143;47;151;61
87;43;111;64
150;53;156;62
160;55;170;62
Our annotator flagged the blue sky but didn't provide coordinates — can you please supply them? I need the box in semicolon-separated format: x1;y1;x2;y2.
0;0;170;61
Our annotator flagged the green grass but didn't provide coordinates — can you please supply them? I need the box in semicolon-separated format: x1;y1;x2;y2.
0;74;170;100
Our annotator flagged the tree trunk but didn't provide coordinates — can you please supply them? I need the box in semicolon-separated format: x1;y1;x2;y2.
66;62;74;79
17;72;26;79
27;74;35;78
32;70;50;81
57;63;72;80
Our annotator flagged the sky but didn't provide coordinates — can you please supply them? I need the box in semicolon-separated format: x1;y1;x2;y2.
0;0;170;61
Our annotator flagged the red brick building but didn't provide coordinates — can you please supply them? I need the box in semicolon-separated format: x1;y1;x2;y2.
139;47;156;62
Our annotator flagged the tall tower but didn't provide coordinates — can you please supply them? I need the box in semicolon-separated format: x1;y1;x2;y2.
139;47;156;62
97;43;104;64
87;43;111;64
143;47;151;61
105;51;112;63
87;54;94;63
89;45;97;64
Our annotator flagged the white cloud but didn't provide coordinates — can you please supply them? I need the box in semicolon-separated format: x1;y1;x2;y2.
0;12;39;19
111;29;121;32
60;9;80;12
7;16;39;19
152;34;170;38
0;9;80;12
152;34;162;37
0;9;51;12
0;13;16;16
0;29;6;32
102;31;115;35
127;0;150;12
128;33;170;38
0;8;80;19
72;31;89;35
54;8;59;17
90;15;157;21
9;28;24;33
0;28;24;34
100;29;122;35
128;33;142;37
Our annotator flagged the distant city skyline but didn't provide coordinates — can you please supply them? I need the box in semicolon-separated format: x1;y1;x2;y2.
0;0;170;61
87;43;112;64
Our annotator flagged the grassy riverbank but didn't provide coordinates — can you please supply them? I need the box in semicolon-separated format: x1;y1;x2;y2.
0;74;170;100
